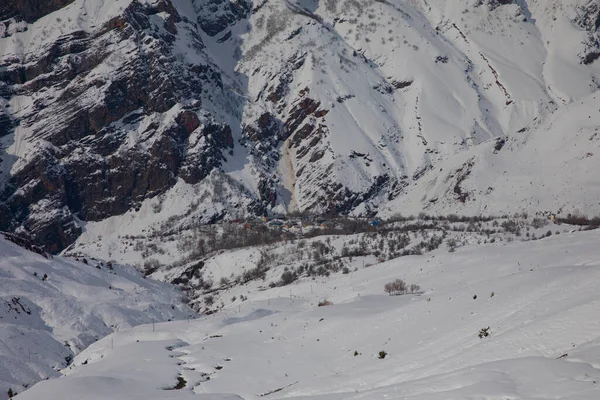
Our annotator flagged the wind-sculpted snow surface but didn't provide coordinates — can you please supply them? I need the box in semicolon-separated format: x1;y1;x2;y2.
0;234;192;399
1;0;600;251
15;229;600;399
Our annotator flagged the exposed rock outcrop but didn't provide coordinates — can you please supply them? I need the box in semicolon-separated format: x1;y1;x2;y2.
0;0;242;251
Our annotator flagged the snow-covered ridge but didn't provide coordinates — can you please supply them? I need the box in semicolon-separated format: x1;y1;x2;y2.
14;228;600;399
0;233;193;399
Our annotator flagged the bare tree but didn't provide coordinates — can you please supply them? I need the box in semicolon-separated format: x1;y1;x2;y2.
409;284;421;294
384;279;407;295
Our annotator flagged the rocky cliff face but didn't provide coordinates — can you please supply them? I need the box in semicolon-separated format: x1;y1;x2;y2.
575;0;600;64
1;0;600;252
0;0;244;251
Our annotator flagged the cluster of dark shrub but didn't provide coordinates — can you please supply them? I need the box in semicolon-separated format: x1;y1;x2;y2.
166;212;600;313
556;215;600;228
384;279;421;296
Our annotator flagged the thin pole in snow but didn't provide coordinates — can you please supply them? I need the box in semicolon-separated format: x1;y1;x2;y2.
28;348;31;363
152;318;155;332
311;285;313;295
111;338;113;350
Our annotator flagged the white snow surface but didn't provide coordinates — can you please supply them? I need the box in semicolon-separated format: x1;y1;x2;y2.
0;234;193;399
18;228;600;399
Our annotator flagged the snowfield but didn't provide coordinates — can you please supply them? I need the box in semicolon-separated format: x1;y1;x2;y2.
16;228;600;399
0;234;193;399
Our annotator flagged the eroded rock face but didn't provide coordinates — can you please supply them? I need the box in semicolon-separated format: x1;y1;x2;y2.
194;0;252;36
474;0;512;10
575;1;600;64
0;0;243;251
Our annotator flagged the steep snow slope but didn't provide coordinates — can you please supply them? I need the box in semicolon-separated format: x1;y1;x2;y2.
1;0;600;252
381;90;600;217
236;0;600;216
15;228;600;399
0;233;193;399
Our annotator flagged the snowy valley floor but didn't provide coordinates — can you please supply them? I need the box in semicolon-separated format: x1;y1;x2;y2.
15;228;600;399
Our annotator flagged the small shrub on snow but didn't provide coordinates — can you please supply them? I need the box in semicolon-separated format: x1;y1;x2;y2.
378;350;387;359
201;278;213;290
501;219;521;235
280;270;296;286
409;284;421;294
173;376;187;390
241;264;269;283
143;259;161;276
447;238;457;252
478;327;491;339
318;299;333;307
531;218;547;229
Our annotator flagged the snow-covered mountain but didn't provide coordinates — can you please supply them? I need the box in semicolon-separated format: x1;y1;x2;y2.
1;0;600;251
0;232;193;399
13;227;600;400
